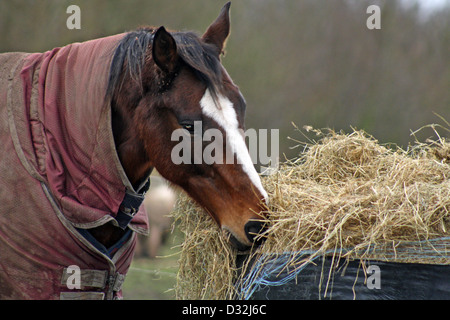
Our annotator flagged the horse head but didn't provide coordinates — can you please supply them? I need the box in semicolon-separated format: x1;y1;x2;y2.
110;2;268;250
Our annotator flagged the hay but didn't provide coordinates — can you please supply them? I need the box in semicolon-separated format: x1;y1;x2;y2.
172;126;450;300
173;196;237;299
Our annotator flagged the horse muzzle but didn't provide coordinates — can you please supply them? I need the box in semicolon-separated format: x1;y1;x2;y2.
222;219;267;251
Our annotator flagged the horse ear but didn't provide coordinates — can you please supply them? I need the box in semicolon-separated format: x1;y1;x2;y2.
152;26;179;73
202;2;231;56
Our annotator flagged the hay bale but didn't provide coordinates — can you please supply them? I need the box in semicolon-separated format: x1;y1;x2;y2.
172;127;450;300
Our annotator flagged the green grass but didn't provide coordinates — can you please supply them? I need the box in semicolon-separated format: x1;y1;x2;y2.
122;230;183;300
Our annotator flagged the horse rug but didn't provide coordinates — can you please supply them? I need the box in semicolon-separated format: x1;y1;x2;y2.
0;34;149;299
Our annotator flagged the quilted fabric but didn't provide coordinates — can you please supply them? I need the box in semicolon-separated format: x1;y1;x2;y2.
0;34;149;299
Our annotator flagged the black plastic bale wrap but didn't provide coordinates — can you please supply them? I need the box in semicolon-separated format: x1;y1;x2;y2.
236;246;450;300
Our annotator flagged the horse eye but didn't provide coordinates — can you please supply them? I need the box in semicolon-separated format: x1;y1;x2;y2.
180;122;195;134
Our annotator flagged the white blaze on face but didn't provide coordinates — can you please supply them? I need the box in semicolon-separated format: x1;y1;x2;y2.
200;89;268;203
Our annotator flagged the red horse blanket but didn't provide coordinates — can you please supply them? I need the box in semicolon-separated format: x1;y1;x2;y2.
0;34;149;299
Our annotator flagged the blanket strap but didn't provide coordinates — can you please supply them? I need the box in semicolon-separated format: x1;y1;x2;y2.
115;177;151;230
60;267;126;300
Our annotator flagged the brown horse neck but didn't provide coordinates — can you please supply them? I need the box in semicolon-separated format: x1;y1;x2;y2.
111;100;153;189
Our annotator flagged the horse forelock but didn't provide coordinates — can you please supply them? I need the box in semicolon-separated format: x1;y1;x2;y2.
106;28;223;102
172;32;223;99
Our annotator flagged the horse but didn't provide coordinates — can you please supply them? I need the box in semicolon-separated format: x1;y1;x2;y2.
0;2;268;299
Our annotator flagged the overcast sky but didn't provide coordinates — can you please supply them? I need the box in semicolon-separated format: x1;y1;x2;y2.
408;0;450;11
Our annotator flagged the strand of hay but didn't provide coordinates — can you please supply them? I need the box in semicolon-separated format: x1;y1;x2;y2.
172;125;450;300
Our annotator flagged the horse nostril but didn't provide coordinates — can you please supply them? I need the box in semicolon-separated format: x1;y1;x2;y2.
244;220;267;244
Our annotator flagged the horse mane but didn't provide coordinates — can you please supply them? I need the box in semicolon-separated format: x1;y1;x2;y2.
106;27;223;100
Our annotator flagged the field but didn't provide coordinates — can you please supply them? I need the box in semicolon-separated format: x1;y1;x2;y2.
122;229;183;300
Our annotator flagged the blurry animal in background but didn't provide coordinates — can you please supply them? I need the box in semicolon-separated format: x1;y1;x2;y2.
135;176;177;259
